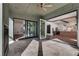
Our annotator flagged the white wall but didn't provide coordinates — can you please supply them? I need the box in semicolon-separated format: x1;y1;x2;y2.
0;3;2;56
46;21;58;36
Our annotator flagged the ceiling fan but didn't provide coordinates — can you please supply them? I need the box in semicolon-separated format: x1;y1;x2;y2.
39;3;53;12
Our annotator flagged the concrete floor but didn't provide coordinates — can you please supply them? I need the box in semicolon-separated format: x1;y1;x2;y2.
42;38;79;56
8;38;79;56
8;39;32;56
21;40;39;56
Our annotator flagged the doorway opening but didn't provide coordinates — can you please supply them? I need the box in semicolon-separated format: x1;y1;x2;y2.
8;18;38;56
47;11;78;48
13;19;37;41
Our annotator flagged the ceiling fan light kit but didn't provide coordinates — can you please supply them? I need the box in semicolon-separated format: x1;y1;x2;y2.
40;3;53;12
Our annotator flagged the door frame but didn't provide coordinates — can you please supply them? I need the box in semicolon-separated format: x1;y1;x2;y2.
13;18;38;40
40;19;46;39
48;10;78;47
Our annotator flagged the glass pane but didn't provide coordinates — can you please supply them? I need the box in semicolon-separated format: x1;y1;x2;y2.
9;18;14;44
25;21;28;37
14;19;25;40
40;19;46;39
28;21;36;37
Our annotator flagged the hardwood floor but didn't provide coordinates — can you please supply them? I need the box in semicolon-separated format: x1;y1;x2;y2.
47;31;77;47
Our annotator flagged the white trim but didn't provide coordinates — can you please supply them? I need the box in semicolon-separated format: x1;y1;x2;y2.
0;3;2;56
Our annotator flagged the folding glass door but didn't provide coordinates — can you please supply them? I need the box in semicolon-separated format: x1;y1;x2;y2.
27;21;37;37
14;19;37;40
40;19;46;39
14;19;25;40
9;18;13;44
